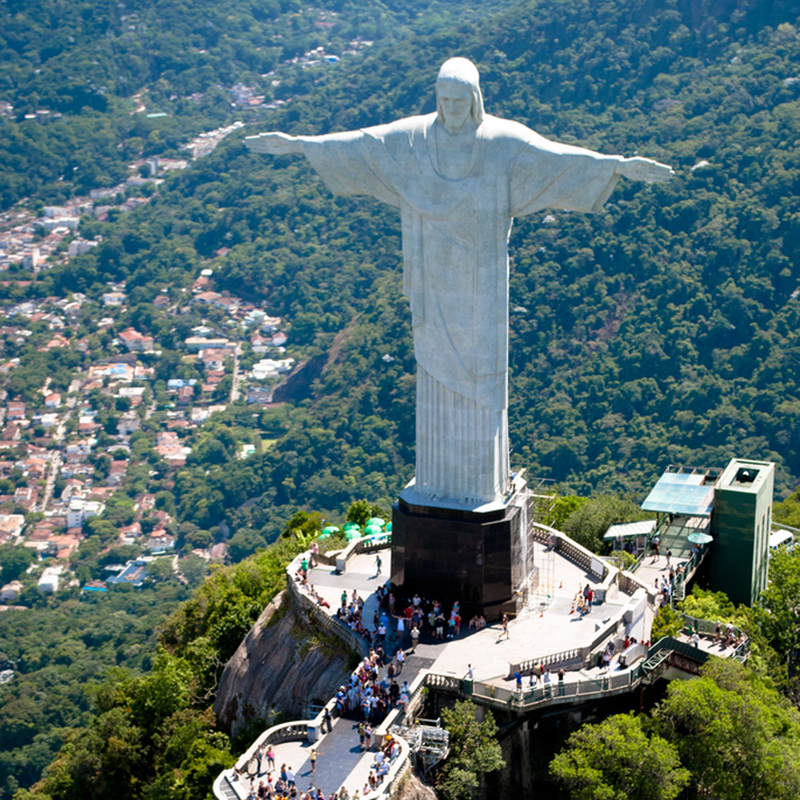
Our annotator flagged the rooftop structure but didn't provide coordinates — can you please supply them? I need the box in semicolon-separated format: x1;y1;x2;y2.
107;559;149;587
710;459;774;606
37;565;63;594
641;465;721;517
637;458;775;606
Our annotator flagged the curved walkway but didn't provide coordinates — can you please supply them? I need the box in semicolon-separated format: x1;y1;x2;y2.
215;540;749;800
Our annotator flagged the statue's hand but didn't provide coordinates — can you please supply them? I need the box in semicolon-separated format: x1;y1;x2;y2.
616;156;674;183
245;132;303;156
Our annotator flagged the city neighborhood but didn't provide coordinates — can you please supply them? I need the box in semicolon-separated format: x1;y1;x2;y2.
0;188;295;603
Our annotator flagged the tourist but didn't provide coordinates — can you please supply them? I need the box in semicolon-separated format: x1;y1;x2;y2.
410;625;420;652
310;749;317;774
500;612;510;640
398;682;410;709
256;745;265;775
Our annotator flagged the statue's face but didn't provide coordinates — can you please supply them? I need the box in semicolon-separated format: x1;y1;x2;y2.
437;82;473;131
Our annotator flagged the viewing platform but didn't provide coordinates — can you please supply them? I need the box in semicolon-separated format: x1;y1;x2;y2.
214;529;747;800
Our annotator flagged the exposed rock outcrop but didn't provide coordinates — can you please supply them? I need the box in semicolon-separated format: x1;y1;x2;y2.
214;590;352;736
393;771;438;800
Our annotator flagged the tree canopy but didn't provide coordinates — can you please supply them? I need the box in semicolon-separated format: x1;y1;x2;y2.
550;712;689;800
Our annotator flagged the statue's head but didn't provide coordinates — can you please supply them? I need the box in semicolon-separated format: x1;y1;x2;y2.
436;57;485;129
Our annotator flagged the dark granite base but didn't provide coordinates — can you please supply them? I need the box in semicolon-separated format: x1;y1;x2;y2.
390;493;525;622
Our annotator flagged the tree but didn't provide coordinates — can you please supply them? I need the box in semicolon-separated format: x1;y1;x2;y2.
550;712;689;800
281;510;324;541
0;545;35;582
19;706;146;800
551;494;589;529
435;700;504;800
227;528;267;563
131;650;193;735
774;486;800;528
650;603;683;641
146;559;175;583
179;554;209;587
562;496;650;554
755;547;800;667
652;659;800;800
345;499;388;527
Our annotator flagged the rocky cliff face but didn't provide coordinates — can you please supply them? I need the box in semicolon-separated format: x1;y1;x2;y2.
214;590;352;736
394;771;439;800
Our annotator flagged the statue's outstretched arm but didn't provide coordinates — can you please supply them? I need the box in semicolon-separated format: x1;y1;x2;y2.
245;132;307;156
615;156;673;182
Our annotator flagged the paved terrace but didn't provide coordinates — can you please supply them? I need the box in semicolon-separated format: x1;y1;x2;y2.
216;534;651;800
215;536;748;800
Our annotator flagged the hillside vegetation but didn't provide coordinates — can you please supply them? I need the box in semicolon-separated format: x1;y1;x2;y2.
16;0;799;542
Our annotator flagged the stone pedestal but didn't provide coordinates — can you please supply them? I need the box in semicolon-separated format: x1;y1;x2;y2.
390;478;528;622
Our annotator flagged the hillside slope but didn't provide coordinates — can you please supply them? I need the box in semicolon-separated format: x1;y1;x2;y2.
7;0;800;530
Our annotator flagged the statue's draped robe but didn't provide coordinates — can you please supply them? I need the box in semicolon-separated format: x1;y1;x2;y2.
303;113;620;504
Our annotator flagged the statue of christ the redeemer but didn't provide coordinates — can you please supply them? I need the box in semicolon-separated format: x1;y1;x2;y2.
246;57;672;507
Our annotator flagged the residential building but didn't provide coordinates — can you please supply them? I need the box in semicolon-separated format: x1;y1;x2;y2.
67;498;104;529
37;565;63;594
118;328;154;352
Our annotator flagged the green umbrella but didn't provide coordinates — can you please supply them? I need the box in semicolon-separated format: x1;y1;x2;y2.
345;529;361;541
364;524;383;536
322;526;341;535
343;522;361;532
367;517;385;527
687;532;713;545
320;533;331;540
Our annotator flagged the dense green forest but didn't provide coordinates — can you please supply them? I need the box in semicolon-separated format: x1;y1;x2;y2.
0;582;191;796
0;519;322;800
15;0;799;545
0;0;516;206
